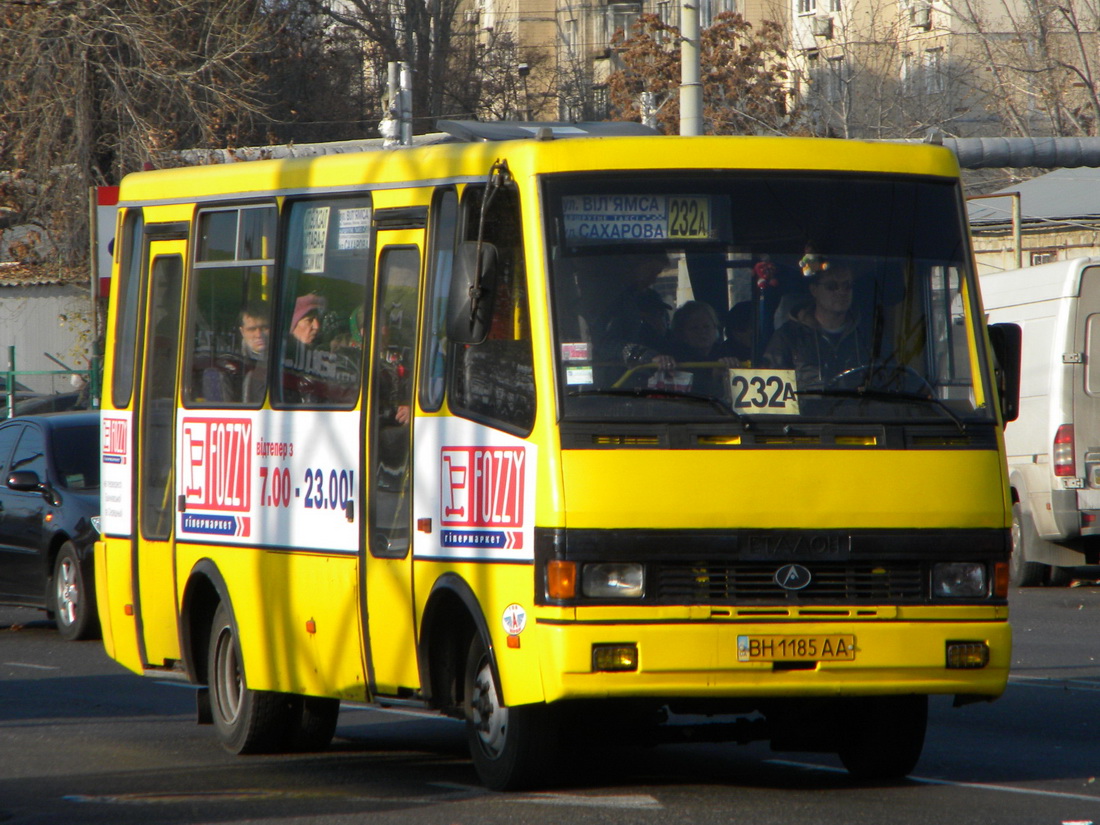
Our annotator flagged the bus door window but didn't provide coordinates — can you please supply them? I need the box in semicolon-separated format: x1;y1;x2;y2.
140;254;183;540
369;246;420;559
419;189;459;412
111;209;145;407
277;196;374;407
449;186;536;434
185;205;276;406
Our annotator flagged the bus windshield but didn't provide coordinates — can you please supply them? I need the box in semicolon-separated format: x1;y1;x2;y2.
545;172;994;425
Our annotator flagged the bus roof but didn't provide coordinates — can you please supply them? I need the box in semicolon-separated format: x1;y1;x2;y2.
117;134;962;206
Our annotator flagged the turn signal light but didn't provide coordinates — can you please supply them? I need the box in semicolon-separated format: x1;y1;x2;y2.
546;560;577;600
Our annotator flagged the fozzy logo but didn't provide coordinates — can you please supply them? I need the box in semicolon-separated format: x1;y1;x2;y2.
440;446;526;551
102;417;128;464
182;418;253;512
441;447;525;527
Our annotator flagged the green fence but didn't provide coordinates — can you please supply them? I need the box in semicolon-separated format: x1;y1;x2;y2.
3;346;101;418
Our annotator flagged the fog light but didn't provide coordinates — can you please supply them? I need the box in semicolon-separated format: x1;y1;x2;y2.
946;641;989;669
582;563;644;598
593;643;638;672
933;562;987;598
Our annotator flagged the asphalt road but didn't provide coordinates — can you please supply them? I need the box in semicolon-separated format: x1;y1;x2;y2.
2;585;1100;825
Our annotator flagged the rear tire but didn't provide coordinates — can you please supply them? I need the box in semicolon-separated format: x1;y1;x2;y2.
1010;503;1047;587
464;633;555;790
837;695;927;782
207;602;291;754
52;541;98;641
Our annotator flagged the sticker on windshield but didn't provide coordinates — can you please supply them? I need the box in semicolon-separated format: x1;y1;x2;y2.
728;368;799;415
561;195;712;241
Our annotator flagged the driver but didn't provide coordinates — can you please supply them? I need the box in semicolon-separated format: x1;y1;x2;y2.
761;259;868;390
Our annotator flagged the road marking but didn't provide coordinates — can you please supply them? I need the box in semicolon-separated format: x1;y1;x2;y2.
429;782;661;809
1009;674;1100;692
3;661;60;670
516;792;662;809
770;760;1100;803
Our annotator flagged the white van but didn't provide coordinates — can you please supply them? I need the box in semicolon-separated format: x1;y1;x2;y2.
980;257;1100;586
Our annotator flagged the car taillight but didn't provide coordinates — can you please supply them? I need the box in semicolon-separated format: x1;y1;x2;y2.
1054;424;1076;477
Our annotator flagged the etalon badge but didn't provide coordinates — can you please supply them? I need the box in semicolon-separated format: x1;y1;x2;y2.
775;563;812;591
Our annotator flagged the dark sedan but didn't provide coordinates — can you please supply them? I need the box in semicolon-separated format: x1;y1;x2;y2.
0;411;100;640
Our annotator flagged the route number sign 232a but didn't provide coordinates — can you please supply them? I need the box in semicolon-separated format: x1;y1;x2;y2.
728;368;800;415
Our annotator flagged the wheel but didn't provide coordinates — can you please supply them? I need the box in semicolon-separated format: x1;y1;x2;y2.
837;695;927;782
1047;565;1075;587
464;633;555;790
52;541;98;641
207;602;292;754
285;695;340;752
1010;503;1047;587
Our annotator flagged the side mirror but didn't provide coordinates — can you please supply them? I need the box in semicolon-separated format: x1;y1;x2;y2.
7;470;44;492
446;242;499;344
988;322;1021;424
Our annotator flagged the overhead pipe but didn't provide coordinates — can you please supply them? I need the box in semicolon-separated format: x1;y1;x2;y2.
897;133;1100;169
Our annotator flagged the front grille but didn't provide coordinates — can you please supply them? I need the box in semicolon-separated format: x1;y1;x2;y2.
654;561;925;603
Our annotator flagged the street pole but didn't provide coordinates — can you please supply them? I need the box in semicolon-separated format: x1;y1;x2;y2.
680;0;702;136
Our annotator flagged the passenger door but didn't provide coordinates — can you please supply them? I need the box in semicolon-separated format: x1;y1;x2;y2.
134;235;187;667
363;235;422;695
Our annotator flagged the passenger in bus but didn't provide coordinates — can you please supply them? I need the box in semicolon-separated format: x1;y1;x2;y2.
238;300;271;404
762;260;869;390
199;299;270;404
592;253;675;372
375;318;411;490
290;293;325;347
714;301;755;365
283;292;327;403
330;304;366;356
660;301;739;395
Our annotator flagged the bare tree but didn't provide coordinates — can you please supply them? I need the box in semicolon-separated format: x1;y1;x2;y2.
606;13;796;135
943;0;1100;136
445;28;557;121
306;0;466;130
0;0;277;268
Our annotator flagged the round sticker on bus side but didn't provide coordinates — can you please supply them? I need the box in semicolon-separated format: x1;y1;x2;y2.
502;603;527;636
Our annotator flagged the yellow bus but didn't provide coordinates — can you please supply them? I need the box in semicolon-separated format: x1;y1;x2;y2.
96;122;1017;790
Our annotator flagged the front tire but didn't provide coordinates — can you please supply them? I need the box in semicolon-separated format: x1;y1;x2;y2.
1010;502;1047;587
837;695;927;782
52;541;98;641
464;633;555;790
207;602;292;754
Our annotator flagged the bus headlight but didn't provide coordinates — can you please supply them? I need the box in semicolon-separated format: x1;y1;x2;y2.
932;562;987;598
582;563;644;598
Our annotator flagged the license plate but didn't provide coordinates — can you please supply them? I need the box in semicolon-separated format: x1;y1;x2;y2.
736;634;856;662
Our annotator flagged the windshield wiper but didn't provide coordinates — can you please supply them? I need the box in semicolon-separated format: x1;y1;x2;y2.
797;388;966;432
568;387;742;419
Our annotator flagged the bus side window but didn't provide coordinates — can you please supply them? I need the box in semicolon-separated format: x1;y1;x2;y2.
419;188;458;412
276;196;374;408
185;206;276;406
449;186;536;434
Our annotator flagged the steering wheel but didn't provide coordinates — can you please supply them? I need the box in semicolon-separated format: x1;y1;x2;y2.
827;362;934;397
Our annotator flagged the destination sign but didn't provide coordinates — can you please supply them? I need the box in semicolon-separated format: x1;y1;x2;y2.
562;195;712;241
